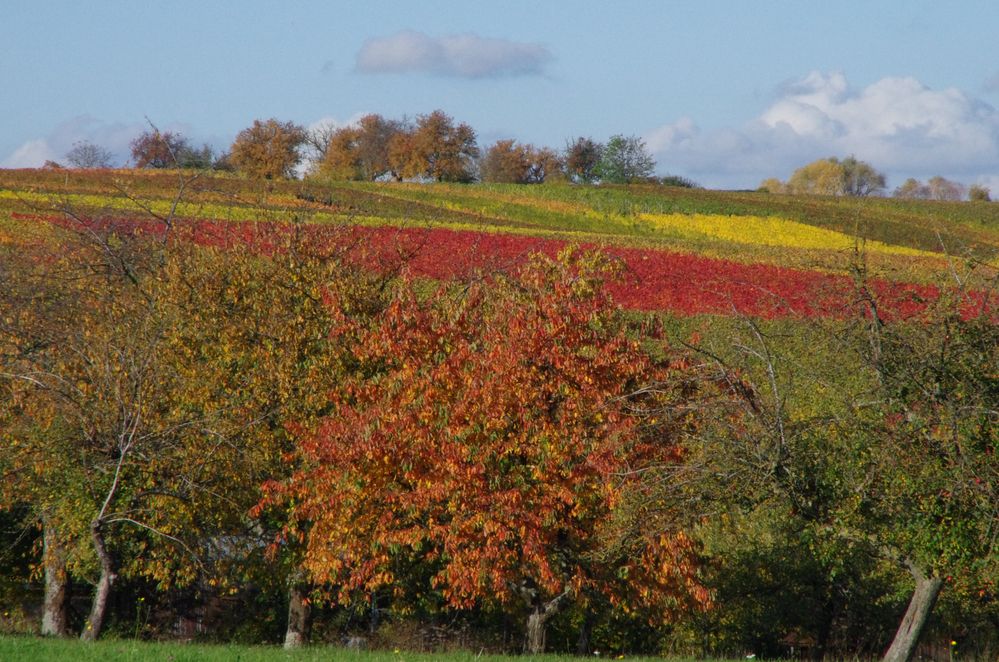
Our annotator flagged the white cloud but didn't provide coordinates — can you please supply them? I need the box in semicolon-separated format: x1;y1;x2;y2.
645;71;999;189
2;139;59;168
2;115;149;168
355;30;552;78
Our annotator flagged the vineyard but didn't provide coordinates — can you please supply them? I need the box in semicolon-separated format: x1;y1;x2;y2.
2;169;997;318
1;169;997;660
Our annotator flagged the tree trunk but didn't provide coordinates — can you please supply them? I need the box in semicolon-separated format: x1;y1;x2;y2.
40;520;69;637
81;522;117;642
283;583;312;649
882;568;944;662
524;591;571;655
575;609;594;656
812;596;836;661
526;608;547;656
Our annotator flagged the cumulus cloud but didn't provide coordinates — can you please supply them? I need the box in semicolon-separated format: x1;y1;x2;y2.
307;113;370;135
645;71;999;189
355;30;552;78
1;115;148;168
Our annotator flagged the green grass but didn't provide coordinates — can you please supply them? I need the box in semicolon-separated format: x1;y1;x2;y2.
0;635;702;662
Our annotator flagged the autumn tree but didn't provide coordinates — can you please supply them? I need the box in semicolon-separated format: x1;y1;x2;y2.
316;114;407;181
480;139;564;183
926;175;965;201
303;121;338;166
894;178;931;199
64;141;114;169
317;125;363;180
387;110;478;182
0;221;200;640
689;256;999;662
354;113;406;180
968;184;991;202
758;177;785;194
130;130;189;168
846;264;998;662
786;158;846;195
260;250;709;654
565;137;603;184
781;156;884;196
161;221;396;649
595;135;655;184
841;156;886;196
230;118;307;179
525;146;565;184
480;139;532;183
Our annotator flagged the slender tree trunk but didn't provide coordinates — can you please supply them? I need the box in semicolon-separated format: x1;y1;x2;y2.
575;609;594;656
283;583;312;649
81;522;117;642
882;567;944;662
40;520;69;637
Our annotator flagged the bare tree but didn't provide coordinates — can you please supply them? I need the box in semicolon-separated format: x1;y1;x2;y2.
65;141;114;169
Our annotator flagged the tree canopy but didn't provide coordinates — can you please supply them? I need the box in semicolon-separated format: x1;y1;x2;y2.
259;250;710;653
230;118;307;179
595;134;656;184
781;156;885;196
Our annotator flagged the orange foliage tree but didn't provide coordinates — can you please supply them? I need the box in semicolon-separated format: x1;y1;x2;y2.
480;139;564;184
387;110;478;182
316;114;406;181
230;118;306;179
259;250;710;653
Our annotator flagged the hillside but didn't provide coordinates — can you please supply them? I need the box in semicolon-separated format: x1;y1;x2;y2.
2;169;996;320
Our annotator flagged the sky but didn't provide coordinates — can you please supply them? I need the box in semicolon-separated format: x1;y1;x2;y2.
4;0;999;190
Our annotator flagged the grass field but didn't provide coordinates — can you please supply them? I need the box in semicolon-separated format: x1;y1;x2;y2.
0;635;695;662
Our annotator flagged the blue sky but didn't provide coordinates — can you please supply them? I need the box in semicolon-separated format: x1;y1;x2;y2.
4;0;999;189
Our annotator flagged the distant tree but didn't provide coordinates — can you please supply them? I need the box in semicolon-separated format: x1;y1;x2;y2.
303;121;338;166
480;140;564;184
926;176;965;201
758;177;786;194
968;183;991;202
229;118;307;179
525;145;565;183
565;137;603;184
42;160;64;170
480;139;531;183
355;114;406;181
893;178;931;200
595;134;655;184
840;156;886;196
64;141;114;169
388;110;478;183
786;158;846;195
782;156;884;197
130;130;189;169
212;150;235;173
176;143;216;169
318;126;363;180
658;174;698;188
317;114;406;181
